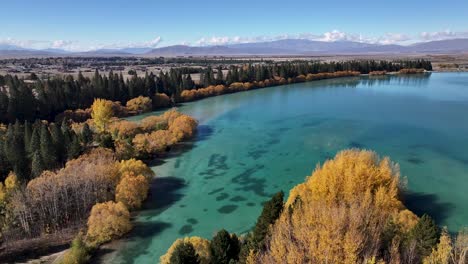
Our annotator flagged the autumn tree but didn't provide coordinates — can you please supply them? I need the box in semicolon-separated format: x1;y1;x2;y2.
117;158;154;180
91;98;114;132
169;115;198;141
257;149;419;264
423;228;452;264
115;172;149;210
161;236;211;264
126;96;152;114
86;201;132;245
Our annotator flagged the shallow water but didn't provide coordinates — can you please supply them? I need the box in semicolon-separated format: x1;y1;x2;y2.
103;73;468;263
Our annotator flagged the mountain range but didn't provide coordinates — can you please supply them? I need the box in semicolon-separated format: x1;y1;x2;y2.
1;38;468;57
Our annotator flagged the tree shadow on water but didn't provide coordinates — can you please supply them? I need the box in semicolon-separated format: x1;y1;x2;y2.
143;177;187;214
403;191;455;225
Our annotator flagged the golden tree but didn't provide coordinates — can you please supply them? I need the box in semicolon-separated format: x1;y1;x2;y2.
91;99;114;132
257;149;418;264
169;115;198;141
117;158;154;180
86;201;132;245
126;96;152;113
115;172;149;210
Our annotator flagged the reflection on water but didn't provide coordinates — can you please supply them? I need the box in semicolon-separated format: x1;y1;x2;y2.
104;73;468;264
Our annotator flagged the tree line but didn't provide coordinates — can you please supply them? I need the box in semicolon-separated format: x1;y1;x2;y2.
0;59;432;124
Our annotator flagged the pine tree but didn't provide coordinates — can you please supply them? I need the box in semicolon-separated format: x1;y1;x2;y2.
24;120;32;151
29;126;40;156
81;123;93;146
169;242;200;264
210;229;240;264
49;122;66;163
409;214;440;257
40;124;57;168
31;150;45;178
68;133;82;160
239;191;284;262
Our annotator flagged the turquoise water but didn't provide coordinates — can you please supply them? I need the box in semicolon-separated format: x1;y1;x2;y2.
103;73;468;263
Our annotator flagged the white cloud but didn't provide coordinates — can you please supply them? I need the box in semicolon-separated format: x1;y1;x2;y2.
0;36;163;52
193;30;401;46
420;30;468;41
376;33;411;45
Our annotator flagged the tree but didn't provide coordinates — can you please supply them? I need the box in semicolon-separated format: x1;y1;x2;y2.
126;96;152;113
91;98;114;132
117;158;154;180
61;232;91;264
49;122;66;163
169;242;201;264
67;133;82;160
28;126;40;155
81;122;93;145
115;172;149;210
210;229;240;264
423;228;452;264
257;149;419;264
86;201;132;245
30;150;45;178
410;214;440;257
239;191;284;262
161;237;211;264
40;123;57;168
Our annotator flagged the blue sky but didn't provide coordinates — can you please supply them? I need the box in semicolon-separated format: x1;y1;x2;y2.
1;0;468;51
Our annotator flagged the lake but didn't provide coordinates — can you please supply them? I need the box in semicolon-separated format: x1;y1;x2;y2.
102;73;468;263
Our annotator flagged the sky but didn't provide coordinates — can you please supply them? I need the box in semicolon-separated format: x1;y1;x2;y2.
1;0;468;51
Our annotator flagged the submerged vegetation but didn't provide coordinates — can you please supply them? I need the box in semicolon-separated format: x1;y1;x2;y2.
165;150;468;264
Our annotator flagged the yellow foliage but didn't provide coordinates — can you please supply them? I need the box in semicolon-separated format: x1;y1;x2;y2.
126;96;152;113
108;119;141;139
115;172;149;210
5;172;19;190
169;115;198;141
86;201;132;245
286;149;401;212
132;129;177;155
0;183;6;203
259;149;408;264
161;109;182;126
140;115;167;132
117;158;154;180
91;98;114;132
160;236;211;264
423;228;452;264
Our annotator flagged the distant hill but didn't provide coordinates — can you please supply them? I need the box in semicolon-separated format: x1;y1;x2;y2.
1;38;468;58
